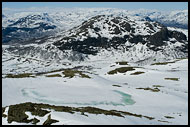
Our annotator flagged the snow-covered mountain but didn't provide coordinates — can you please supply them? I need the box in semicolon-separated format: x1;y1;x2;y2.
2;13;59;43
53;15;187;53
127;9;188;29
2;8;188;74
2;8;188;44
2;14;188;69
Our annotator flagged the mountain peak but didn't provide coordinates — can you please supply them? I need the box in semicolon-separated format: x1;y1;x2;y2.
52;15;187;57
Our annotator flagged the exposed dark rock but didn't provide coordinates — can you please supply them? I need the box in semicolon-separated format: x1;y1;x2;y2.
54;36;127;55
129;35;145;44
148;27;169;46
111;17;121;24
2;23;56;44
7;102;50;123
43;114;59;125
119;22;131;32
144;22;155;31
116;61;128;65
2;107;7;118
32;118;40;124
168;31;187;42
111;24;121;34
94;27;101;32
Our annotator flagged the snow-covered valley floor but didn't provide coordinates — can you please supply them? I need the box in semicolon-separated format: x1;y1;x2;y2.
2;58;188;125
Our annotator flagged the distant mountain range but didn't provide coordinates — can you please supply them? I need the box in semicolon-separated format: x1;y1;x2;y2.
2;8;188;66
2;8;188;44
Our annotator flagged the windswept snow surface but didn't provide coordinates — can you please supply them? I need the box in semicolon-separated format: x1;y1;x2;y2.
2;58;188;125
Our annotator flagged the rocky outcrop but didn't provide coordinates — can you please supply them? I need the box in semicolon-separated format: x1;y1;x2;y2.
148;27;169;46
169;31;187;42
43;114;59;125
54;15;187;55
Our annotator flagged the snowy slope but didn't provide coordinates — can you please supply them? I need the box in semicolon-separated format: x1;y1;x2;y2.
2;58;188;125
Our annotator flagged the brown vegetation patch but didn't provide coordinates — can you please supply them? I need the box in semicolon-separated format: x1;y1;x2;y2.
165;78;179;81
108;67;135;75
136;87;160;92
112;85;122;87
130;71;145;75
5;73;35;78
62;69;91;78
2;102;155;124
151;59;181;65
45;74;62;77
164;116;175;119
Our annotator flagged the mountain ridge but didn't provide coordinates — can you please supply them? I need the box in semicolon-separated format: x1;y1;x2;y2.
2;14;188;68
2;8;188;44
